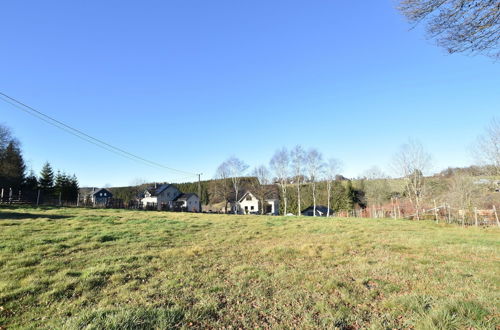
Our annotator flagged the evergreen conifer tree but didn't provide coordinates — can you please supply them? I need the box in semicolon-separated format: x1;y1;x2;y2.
69;174;79;200
24;170;38;190
0;141;26;189
39;162;55;193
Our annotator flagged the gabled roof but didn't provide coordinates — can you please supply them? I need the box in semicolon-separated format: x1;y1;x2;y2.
174;193;199;201
238;191;256;202
79;187;112;196
91;188;112;196
233;188;279;203
145;184;175;197
301;205;333;215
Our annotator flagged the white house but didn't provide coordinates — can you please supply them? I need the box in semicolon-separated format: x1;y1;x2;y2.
141;184;181;209
233;191;279;215
174;193;200;212
141;184;200;212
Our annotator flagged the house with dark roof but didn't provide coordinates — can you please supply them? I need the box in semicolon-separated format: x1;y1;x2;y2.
79;187;113;206
141;184;180;209
173;193;200;212
301;205;334;217
140;184;200;212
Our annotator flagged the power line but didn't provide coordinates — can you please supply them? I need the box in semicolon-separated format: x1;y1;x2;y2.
0;91;199;177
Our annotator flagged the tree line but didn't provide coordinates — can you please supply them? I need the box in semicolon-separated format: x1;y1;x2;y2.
209;118;499;217
212;149;362;216
0;124;79;201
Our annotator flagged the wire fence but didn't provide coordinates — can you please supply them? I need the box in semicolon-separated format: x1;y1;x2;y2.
333;203;500;227
1;187;499;227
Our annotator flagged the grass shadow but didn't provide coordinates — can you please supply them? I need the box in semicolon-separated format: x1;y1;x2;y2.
0;212;70;220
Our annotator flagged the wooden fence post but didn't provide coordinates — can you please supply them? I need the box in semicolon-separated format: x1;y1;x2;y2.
447;203;451;224
433;200;439;223
36;190;40;206
474;207;478;227
59;192;62;207
493;206;500;228
77;193;79;207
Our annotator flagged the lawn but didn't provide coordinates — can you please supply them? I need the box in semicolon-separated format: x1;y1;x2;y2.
0;206;498;329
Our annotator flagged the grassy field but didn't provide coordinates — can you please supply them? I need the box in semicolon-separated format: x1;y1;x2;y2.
0;207;498;329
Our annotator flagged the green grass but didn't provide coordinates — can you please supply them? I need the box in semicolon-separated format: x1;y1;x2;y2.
0;206;498;329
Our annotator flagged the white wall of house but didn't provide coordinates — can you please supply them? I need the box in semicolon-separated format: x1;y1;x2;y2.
182;195;200;212
141;196;158;207
239;192;260;214
236;192;279;215
266;199;279;215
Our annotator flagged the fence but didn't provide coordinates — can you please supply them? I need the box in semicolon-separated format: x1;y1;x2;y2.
0;187;127;208
0;188;193;213
2;187;499;226
333;202;500;227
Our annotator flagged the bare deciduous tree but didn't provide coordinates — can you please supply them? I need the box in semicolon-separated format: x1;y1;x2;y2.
447;174;486;214
290;145;306;215
270;148;289;215
363;166;387;180
398;0;500;59
325;158;341;217
251;165;271;215
393;140;432;220
363;166;392;207
306;148;324;217
0;124;15;151
475;117;500;175
214;161;232;213
225;157;248;214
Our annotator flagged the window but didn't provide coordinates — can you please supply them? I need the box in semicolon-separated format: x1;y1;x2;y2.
251;206;254;210
246;195;252;201
100;193;103;197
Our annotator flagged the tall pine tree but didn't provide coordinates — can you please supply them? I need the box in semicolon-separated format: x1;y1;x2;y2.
69;174;79;201
0;141;26;189
24;170;38;190
39;162;54;193
54;171;79;201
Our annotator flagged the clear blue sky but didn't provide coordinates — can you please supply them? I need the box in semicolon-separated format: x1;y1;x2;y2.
1;0;499;187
